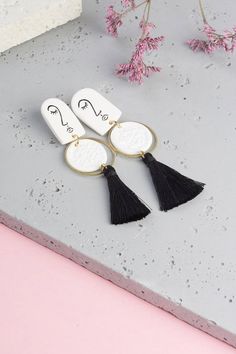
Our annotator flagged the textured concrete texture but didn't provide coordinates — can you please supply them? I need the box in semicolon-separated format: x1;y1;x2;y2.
0;0;82;53
0;0;236;347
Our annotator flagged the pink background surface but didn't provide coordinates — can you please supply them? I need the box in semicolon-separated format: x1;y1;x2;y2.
0;224;235;354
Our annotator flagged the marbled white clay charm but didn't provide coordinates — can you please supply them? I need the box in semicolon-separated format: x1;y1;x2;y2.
64;137;150;225
71;88;122;135
41;98;85;144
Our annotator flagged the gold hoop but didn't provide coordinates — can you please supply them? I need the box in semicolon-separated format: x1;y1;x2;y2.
65;137;116;176
107;121;158;158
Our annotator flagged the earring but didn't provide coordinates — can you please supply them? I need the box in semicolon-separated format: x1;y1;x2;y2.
108;121;205;211
41;98;150;225
71;88;205;211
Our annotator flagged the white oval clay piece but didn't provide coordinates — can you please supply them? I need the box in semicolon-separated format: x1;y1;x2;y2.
65;139;108;173
110;122;153;155
41;98;85;145
71;88;122;136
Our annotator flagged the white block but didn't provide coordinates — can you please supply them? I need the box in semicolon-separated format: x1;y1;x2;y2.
0;0;82;53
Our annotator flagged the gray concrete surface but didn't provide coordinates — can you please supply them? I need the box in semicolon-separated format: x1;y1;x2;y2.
0;0;236;347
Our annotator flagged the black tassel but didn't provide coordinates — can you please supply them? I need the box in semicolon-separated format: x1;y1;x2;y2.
103;165;150;225
142;153;205;211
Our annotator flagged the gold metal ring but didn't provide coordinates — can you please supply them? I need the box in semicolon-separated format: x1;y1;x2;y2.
64;137;116;176
107;121;158;158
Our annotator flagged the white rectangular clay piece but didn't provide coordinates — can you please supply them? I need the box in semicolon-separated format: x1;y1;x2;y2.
41;98;85;145
71;88;122;136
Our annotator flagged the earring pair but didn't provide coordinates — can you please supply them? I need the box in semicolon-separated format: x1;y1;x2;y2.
41;88;204;225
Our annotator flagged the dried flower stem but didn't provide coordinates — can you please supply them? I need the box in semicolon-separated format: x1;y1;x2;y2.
119;0;148;19
106;0;164;83
140;0;152;39
187;0;236;53
199;0;235;40
199;0;207;25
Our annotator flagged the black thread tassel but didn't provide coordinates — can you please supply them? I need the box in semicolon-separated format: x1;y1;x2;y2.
142;153;205;211
103;165;150;225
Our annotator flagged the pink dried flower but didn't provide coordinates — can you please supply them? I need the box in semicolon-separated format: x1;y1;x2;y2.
116;36;164;84
187;0;236;55
122;0;135;8
140;20;156;36
187;39;213;54
140;35;164;52
203;24;216;40
187;24;236;53
106;0;164;84
106;6;122;37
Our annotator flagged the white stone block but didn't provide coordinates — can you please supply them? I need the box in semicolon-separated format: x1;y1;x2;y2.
0;0;82;53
